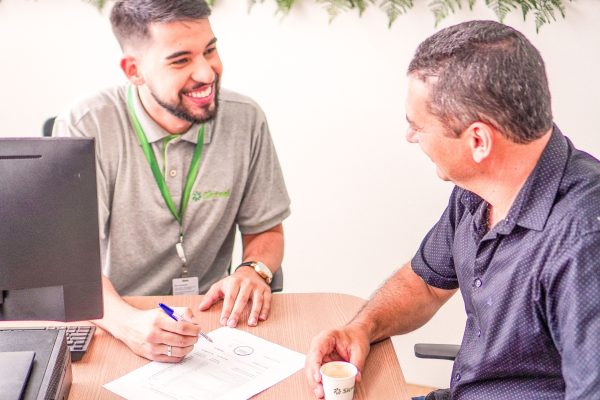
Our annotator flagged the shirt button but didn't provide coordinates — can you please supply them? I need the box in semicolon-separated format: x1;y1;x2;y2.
455;372;462;382
169;169;177;178
473;278;482;288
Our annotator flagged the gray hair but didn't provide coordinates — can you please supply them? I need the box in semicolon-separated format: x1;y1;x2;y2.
110;0;212;50
408;20;553;144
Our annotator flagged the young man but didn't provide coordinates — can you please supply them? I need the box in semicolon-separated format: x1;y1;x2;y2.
305;20;600;399
53;0;290;362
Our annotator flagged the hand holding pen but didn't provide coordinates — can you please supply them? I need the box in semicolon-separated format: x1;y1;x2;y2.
159;303;213;343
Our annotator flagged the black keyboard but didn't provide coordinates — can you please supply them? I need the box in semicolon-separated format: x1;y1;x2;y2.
1;325;96;362
61;325;95;361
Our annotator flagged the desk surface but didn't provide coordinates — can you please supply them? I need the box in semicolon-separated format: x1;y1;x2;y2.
6;293;409;399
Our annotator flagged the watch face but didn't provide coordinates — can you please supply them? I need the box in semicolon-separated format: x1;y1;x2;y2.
254;262;273;282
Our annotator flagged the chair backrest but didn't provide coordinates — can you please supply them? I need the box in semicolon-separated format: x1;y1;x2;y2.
269;268;283;293
42;117;56;137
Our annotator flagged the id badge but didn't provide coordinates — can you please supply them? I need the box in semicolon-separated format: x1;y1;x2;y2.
172;277;199;296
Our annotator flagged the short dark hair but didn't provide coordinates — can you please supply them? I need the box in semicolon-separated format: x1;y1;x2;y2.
110;0;212;50
408;20;553;144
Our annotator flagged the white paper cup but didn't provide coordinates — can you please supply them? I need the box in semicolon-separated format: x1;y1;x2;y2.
320;361;358;400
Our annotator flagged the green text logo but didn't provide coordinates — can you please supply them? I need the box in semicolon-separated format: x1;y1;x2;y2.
192;190;231;201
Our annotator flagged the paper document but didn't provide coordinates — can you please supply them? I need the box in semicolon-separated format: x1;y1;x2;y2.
104;327;305;400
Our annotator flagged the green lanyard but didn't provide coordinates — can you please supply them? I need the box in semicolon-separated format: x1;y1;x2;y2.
126;86;205;234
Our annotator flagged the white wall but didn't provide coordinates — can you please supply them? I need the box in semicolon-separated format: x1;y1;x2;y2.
1;0;599;389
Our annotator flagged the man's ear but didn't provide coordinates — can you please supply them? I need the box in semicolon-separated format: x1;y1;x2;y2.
120;56;145;85
467;122;494;163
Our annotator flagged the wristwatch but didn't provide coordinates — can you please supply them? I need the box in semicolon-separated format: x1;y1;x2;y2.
235;261;273;284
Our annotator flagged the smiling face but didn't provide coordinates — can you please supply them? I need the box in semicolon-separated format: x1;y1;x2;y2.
405;75;473;184
122;18;223;133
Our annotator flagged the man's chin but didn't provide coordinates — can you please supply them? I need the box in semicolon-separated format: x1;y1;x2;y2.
435;168;451;182
179;104;218;124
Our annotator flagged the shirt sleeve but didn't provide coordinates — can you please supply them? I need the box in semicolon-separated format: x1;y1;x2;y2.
543;231;600;399
411;186;465;290
236;114;291;234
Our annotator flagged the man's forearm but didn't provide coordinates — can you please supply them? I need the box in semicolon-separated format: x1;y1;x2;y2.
91;275;138;341
241;223;284;274
350;263;456;343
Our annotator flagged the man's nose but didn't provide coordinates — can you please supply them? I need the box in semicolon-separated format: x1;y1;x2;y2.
192;58;216;84
406;129;419;143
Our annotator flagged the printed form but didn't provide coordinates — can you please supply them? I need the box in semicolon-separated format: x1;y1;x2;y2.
104;327;305;400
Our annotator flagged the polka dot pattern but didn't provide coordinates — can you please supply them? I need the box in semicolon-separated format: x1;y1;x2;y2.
412;126;600;399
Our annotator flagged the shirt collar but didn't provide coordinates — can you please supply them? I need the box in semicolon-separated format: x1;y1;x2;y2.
130;85;213;145
460;125;569;235
500;125;569;233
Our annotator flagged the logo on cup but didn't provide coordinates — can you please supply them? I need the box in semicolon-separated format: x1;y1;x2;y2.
333;387;354;396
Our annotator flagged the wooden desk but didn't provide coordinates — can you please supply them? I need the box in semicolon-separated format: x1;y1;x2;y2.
9;293;409;399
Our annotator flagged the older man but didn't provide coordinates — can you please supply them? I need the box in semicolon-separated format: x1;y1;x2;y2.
305;20;600;399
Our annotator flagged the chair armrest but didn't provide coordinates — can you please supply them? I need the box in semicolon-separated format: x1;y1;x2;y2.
414;343;460;361
269;268;283;293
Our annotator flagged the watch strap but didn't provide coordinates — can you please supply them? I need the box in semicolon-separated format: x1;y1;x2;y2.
235;261;273;284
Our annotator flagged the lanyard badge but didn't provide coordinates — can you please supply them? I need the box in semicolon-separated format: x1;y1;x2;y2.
126;85;204;286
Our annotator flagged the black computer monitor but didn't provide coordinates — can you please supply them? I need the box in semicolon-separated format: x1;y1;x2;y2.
0;137;103;322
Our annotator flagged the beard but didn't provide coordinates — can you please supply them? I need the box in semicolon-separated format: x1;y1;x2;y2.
151;77;220;124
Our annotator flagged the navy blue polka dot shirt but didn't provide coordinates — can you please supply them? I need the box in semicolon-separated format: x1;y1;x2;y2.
412;126;600;399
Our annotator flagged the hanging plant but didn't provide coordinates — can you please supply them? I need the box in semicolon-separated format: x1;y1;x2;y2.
77;0;569;31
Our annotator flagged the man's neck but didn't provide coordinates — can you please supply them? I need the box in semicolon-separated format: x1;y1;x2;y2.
471;129;553;228
137;86;192;135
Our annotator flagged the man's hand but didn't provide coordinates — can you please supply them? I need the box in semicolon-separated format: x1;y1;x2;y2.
117;307;201;362
305;323;371;399
197;267;272;327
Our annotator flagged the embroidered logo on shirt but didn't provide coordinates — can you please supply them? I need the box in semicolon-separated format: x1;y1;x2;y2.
192;190;231;201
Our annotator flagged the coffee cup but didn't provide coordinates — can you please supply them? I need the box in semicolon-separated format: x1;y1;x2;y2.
320;361;358;400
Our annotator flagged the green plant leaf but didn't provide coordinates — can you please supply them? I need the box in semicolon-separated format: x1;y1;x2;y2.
429;0;464;27
379;0;414;28
316;0;352;21
485;0;520;22
274;0;296;14
85;0;108;10
42;0;571;32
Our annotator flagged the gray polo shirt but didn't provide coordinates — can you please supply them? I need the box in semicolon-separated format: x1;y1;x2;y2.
54;84;290;295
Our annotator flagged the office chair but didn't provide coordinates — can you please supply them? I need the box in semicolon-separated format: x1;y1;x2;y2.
412;344;459;400
414;343;460;361
42;116;56;137
269;268;284;293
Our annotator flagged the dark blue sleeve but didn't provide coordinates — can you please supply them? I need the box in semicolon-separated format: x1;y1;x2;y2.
543;231;600;399
411;186;466;290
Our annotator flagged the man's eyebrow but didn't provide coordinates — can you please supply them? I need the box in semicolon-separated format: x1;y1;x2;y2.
166;50;191;60
164;38;218;60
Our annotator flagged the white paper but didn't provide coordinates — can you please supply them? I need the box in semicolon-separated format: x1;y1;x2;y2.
104;327;306;400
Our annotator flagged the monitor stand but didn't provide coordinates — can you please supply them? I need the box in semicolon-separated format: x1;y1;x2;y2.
0;328;72;400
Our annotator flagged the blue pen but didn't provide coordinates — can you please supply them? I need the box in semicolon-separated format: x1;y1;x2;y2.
159;303;213;343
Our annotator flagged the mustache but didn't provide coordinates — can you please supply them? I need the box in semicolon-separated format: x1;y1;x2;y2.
183;77;220;93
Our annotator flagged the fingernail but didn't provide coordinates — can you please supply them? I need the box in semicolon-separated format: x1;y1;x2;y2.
220;317;227;325
314;373;320;382
313;388;320;397
259;314;267;321
227;318;237;327
248;317;257;326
